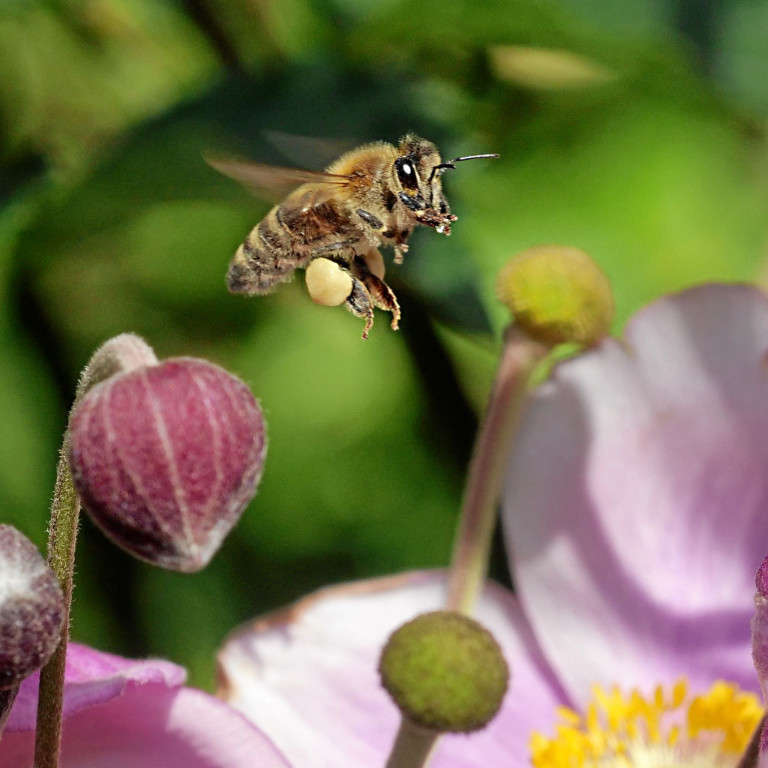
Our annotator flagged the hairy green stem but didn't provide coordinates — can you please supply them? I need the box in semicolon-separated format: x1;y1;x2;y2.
33;435;80;768
446;327;546;614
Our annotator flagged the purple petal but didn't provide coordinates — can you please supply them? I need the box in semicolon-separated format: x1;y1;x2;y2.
3;642;290;767
503;285;768;705
218;571;567;768
0;684;290;767
6;642;186;731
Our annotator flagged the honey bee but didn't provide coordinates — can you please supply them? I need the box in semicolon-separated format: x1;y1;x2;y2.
208;135;498;338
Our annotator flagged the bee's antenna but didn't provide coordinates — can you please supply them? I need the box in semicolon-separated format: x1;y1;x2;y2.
428;153;499;184
451;153;501;163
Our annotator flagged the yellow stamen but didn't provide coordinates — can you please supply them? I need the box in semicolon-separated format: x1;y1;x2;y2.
529;679;762;768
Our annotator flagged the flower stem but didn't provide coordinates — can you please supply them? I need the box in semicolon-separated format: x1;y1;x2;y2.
33;334;157;768
384;717;439;768
383;329;545;768
33;434;80;768
736;712;766;768
446;327;546;614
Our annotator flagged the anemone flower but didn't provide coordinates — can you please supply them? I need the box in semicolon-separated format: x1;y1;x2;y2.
218;284;768;768
1;642;291;767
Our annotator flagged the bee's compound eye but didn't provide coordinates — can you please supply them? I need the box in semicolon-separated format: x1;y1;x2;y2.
305;258;353;306
395;157;418;189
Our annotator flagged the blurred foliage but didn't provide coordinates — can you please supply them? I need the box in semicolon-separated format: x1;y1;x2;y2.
2;0;768;688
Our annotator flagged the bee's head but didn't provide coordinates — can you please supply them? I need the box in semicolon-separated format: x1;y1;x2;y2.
394;136;447;217
394;135;498;235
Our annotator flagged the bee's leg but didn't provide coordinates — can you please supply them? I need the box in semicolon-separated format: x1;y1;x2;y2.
313;237;359;255
304;255;374;338
345;277;375;340
360;247;386;279
352;255;401;331
356;209;384;232
392;244;409;265
357;210;405;264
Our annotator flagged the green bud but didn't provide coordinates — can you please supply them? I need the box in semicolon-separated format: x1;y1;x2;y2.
496;245;614;346
378;611;509;733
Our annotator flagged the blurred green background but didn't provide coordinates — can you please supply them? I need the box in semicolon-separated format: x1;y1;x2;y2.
2;0;768;688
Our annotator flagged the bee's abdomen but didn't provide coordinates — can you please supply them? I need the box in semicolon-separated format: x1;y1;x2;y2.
227;237;280;294
227;209;307;295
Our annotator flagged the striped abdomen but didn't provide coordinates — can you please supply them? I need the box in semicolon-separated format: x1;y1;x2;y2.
227;205;309;295
227;194;357;295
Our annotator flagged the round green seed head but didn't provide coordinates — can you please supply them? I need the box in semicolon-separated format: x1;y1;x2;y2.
496;245;614;347
378;611;509;733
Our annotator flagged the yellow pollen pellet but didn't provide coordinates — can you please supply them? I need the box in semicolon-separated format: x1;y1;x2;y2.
305;258;353;306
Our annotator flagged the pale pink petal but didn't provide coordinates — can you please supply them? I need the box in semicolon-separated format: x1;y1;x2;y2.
503;285;768;705
218;570;567;768
6;642;186;731
0;684;290;768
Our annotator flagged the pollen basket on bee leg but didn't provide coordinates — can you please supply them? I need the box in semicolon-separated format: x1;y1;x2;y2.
305;258;354;306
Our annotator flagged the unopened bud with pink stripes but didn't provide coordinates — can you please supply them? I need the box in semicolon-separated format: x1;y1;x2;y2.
68;336;267;572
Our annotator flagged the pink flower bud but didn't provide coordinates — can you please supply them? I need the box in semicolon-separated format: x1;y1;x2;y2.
0;525;64;689
68;357;267;572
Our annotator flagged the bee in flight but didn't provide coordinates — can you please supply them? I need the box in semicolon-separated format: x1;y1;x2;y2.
208;135;498;338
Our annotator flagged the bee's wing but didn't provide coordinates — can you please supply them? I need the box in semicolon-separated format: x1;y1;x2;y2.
206;156;355;205
264;130;358;171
